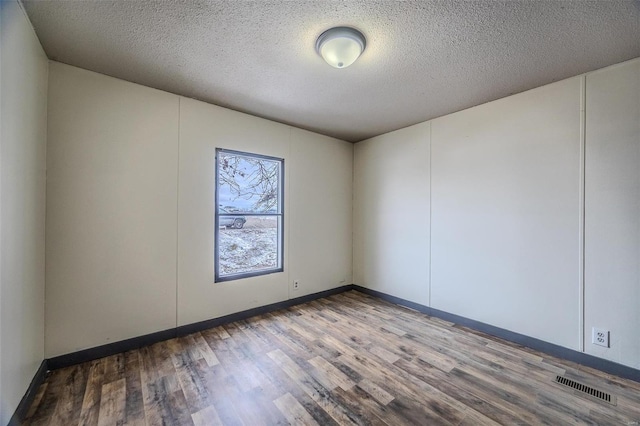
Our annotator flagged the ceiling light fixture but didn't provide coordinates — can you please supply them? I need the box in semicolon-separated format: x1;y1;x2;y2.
315;26;366;69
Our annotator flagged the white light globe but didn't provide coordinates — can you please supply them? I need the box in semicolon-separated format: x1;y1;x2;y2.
316;27;366;69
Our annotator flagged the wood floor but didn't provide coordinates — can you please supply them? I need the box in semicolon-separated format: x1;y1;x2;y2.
23;291;640;425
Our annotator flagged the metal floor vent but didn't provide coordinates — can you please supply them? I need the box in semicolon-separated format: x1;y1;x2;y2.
554;375;616;405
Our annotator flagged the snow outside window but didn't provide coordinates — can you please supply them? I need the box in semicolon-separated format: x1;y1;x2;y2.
215;148;284;282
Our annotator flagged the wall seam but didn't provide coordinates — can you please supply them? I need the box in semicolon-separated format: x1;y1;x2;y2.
176;97;181;328
351;142;355;286
287;127;292;300
579;75;587;352
428;122;433;307
0;3;3;411
41;60;49;363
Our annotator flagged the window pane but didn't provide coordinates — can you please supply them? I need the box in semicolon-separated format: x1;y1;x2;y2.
218;215;281;277
218;151;280;214
215;148;283;282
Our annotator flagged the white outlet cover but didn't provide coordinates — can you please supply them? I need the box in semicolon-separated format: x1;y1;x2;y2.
592;327;610;348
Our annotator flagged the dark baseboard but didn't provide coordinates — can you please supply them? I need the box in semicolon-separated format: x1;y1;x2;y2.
8;359;48;426
47;328;177;370
351;285;640;383
175;285;355;337
47;285;354;371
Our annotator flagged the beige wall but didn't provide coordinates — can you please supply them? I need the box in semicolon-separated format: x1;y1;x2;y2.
354;122;431;305
584;59;640;369
46;62;179;357
176;98;291;325
177;101;353;325
0;1;48;422
289;128;353;298
46;63;354;357
353;58;640;368
430;77;582;349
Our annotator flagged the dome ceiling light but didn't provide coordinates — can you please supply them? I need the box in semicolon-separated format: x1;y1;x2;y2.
315;26;366;69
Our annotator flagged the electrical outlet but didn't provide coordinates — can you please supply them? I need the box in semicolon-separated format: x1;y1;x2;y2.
293;280;300;290
592;327;610;348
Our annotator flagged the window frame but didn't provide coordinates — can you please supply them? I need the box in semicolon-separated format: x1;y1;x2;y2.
214;148;284;283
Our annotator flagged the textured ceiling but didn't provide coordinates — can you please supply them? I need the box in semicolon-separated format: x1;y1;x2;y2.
22;0;640;142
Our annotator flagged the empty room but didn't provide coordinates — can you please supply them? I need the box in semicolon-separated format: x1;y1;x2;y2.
1;0;640;424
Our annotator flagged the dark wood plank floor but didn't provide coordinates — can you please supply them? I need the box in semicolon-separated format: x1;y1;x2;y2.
23;291;640;425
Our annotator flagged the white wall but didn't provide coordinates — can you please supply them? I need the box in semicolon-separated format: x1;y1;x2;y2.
176;98;291;326
584;59;640;368
177;99;353;326
353;122;431;305
354;58;640;368
430;77;582;349
0;1;48;422
46;64;353;356
46;63;180;357
288;128;353;298
354;78;583;350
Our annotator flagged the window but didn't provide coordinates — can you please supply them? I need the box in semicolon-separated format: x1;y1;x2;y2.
215;148;284;282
